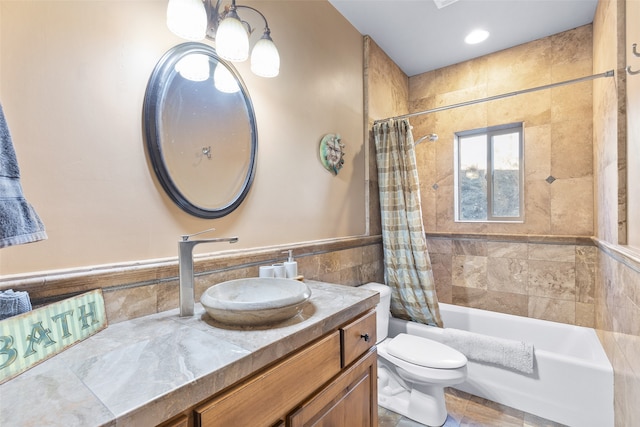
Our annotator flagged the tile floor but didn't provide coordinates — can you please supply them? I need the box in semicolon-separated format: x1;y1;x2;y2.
378;388;568;427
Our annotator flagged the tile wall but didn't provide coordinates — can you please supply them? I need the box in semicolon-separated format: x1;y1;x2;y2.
376;24;600;327
364;36;409;237
427;235;597;326
592;0;640;424
366;5;639;424
596;244;640;426
408;25;595;237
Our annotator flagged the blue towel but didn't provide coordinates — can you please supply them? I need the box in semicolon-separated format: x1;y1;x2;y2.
0;102;47;248
0;289;32;320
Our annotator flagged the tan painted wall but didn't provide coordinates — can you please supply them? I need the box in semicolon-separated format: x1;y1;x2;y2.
0;1;366;276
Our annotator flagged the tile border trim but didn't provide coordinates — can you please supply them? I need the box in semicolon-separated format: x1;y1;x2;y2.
593;238;640;274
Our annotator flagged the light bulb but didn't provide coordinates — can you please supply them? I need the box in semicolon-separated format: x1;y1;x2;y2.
175;54;210;82
166;0;207;41
214;63;240;93
216;10;249;62
251;32;280;78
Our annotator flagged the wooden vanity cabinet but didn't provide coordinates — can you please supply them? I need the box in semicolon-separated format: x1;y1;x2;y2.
192;310;377;427
288;348;377;427
196;331;342;427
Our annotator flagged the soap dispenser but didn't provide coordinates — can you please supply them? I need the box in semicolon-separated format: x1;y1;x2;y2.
282;250;298;279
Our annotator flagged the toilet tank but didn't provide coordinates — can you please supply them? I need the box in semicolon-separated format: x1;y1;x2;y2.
359;282;391;343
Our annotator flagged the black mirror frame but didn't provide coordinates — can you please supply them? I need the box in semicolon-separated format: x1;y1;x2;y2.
142;42;258;219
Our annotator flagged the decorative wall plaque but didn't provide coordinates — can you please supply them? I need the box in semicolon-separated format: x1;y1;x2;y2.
319;133;345;175
0;289;107;384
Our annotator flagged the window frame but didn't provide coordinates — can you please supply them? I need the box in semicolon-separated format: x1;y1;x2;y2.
454;122;525;223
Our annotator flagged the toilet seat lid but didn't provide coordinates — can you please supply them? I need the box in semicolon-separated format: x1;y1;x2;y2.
387;333;467;369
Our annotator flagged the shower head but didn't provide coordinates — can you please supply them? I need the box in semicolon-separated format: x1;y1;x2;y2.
415;133;439;145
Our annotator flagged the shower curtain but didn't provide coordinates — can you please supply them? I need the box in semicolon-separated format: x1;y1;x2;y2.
373;119;442;327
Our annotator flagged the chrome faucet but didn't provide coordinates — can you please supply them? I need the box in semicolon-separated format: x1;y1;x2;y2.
178;228;238;317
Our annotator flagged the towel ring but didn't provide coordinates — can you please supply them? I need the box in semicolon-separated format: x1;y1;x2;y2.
628;65;640;76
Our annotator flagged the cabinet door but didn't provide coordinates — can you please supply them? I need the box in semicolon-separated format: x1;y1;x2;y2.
288;348;378;427
195;331;341;427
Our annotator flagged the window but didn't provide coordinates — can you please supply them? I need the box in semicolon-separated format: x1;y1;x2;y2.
454;123;524;222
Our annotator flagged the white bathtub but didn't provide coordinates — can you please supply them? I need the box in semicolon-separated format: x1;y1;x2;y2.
387;303;614;427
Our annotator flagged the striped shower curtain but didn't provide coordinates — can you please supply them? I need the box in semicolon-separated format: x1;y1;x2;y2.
373;119;442;327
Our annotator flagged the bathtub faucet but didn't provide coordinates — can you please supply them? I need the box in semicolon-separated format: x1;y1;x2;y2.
178;228;238;317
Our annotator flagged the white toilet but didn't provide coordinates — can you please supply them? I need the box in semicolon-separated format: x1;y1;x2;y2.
360;283;467;427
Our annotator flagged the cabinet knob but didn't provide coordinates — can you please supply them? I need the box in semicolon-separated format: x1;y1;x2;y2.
360;333;370;342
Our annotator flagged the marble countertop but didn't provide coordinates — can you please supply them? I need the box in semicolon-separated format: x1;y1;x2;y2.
0;281;378;427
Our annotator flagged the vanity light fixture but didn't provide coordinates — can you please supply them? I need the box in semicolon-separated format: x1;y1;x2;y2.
465;29;490;45
166;0;280;78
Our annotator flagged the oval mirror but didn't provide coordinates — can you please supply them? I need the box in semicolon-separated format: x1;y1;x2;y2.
143;42;257;218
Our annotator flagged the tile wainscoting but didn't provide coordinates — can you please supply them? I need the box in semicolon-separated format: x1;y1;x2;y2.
595;240;640;426
427;233;597;327
4;231;639;424
0;236;384;324
425;232;640;424
2;233;604;328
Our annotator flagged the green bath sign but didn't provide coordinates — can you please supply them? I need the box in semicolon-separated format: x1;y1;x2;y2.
0;289;107;384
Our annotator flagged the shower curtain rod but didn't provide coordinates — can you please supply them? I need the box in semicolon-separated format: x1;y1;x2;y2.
373;69;615;125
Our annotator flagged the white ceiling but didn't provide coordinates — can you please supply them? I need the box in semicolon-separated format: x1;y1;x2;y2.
328;0;599;77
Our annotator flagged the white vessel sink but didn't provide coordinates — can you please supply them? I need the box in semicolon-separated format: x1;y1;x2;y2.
200;278;311;326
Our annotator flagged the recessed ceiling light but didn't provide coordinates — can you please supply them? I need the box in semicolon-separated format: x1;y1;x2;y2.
433;0;460;9
465;29;490;45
